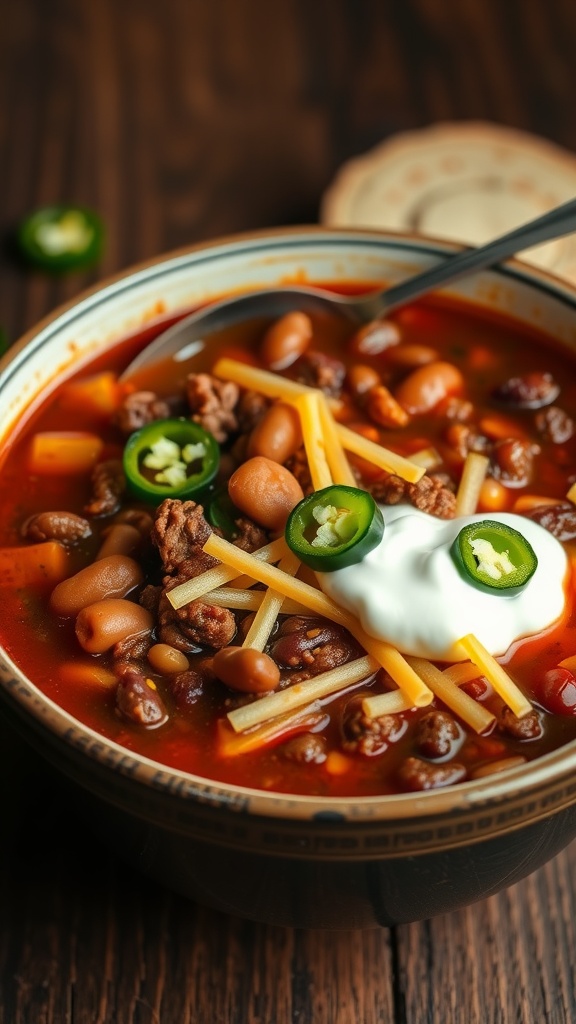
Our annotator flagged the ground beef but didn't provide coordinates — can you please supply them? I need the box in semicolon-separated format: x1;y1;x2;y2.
397;756;467;791
112;632;152;662
290;350;346;397
444;423;491;460
186;372;240;443
115;665;168;727
370;472;456;518
280;733;327;764
342;701;405;756
414;710;462;759
285;448;313;495
232;516;269;553
21;511;92;545
235;390;271;433
114;390;172;435
159;589;236;651
152;498;216;578
84;459;126;517
497;706;543;740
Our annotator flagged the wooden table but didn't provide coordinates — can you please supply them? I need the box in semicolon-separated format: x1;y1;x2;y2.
2;1;576;1020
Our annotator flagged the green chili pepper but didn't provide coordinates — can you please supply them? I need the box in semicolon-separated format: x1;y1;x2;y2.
207;484;243;540
123;418;220;503
451;519;538;595
285;484;384;572
17;205;104;272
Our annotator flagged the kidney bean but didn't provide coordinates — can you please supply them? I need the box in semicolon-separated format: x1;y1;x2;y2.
228;456;304;532
76;599;153;653
212;646;280;693
535;405;574;444
536;667;576;715
348;318;401;357
246;402;302;464
490;438;538;487
169;668;205;710
266;618;356;675
491;371;559;409
395;361;464;415
50;555;144;617
524;502;576;541
260;312;313;370
115;666;168;727
148;643;190;675
346;364;381;398
96;523;141;559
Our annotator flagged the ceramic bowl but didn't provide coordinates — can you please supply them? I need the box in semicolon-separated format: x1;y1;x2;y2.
2;227;576;929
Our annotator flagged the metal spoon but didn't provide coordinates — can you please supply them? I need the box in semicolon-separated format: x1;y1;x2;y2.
123;197;576;378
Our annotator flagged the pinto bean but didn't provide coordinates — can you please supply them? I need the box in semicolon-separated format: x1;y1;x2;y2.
260;312;313;370
212;646;280;693
386;343;439;368
471;756;527;779
50;555;144;617
21;511;92;546
348;318;401;357
228;456;304;532
148;643;190;675
346;364;381;399
247;402;302;464
395;361;464;415
96;523;141;559
76;599;153;653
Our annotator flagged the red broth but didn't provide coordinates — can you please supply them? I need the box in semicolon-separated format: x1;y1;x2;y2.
2;293;576;797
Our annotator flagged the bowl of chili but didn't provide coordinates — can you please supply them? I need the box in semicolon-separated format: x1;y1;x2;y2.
2;227;576;928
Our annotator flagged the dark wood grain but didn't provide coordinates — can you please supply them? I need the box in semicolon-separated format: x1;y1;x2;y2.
2;0;576;1021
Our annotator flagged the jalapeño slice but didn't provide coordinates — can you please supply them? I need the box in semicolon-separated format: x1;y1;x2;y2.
123;418;219;503
285;484;384;572
451;519;538;595
17;205;104;272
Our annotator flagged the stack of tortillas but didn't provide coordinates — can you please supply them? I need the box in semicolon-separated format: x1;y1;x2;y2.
321;122;576;284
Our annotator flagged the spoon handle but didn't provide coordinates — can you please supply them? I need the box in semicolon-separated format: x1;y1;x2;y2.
378;196;576;317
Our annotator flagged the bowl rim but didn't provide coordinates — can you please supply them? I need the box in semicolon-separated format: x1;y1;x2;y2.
3;222;576;825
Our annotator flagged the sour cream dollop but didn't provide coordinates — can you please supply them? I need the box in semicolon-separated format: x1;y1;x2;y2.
318;505;568;661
